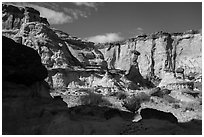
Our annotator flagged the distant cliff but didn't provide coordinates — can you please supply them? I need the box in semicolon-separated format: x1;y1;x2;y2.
97;31;202;79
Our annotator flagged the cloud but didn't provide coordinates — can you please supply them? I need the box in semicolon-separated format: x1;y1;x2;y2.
129;27;145;37
63;8;88;20
7;2;73;24
87;33;124;43
30;4;73;24
73;2;102;10
137;27;143;31
74;2;97;8
5;2;99;25
136;27;144;34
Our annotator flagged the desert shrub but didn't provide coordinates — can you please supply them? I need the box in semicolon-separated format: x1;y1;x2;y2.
122;93;150;113
184;107;194;111
80;92;111;106
122;95;141;113
145;75;162;87
181;102;201;111
163;95;178;103
150;98;154;103
172;103;180;109
186;72;196;80
137;92;150;102
194;82;202;91
115;92;127;100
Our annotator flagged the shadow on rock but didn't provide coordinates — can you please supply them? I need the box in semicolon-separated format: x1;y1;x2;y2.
139;108;178;124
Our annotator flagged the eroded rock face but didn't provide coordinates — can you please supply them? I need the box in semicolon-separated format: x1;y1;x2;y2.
2;4;202;135
158;72;194;90
98;31;202;79
18;22;82;68
2;4;49;30
2;4;108;88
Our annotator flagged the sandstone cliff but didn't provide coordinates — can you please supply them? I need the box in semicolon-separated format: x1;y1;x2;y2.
98;31;202;79
2;4;202;135
2;4;107;88
2;36;48;85
3;4;49;30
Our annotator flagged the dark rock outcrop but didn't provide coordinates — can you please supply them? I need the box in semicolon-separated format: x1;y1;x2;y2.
2;36;47;85
2;36;69;135
151;88;171;97
140;108;178;124
125;64;147;88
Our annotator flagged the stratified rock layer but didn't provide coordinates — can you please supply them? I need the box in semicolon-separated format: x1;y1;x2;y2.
98;31;202;79
2;4;49;30
2;4;107;88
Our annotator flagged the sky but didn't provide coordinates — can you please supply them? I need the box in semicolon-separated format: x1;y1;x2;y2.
6;2;202;43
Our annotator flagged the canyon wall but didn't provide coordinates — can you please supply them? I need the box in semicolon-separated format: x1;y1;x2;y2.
2;4;107;88
3;3;202;87
98;31;202;79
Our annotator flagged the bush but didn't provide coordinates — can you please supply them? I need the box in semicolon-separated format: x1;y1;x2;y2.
172;103;180;109
80;92;111;106
122;95;141;113
122;93;150;113
115;92;127;100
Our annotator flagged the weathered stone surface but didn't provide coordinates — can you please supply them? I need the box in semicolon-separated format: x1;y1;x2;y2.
2;36;48;85
140;96;202;123
98;31;202;79
17;22;82;69
125;64;147;88
2;4;202;135
158;72;194;90
2;4;108;88
2;81;68;135
2;4;49;30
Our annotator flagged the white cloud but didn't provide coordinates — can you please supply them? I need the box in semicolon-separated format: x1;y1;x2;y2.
87;33;124;44
136;27;145;35
74;2;97;8
5;2;100;25
73;2;102;10
63;8;88;20
137;27;143;31
25;4;73;24
7;2;73;24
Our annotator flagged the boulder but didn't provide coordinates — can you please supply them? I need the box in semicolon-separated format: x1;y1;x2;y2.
140;108;178;124
2;36;47;85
